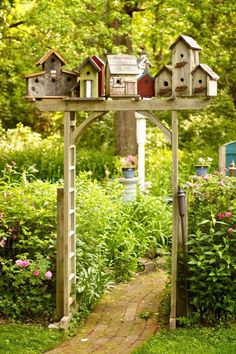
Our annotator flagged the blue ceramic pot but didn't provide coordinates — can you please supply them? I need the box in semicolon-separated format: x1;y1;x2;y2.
122;168;135;178
195;165;209;176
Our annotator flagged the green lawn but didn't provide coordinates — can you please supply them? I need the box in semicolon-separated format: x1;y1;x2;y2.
0;324;64;354
134;325;236;354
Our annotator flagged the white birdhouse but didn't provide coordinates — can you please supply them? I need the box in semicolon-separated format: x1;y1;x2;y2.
192;64;219;96
154;65;172;96
170;35;201;96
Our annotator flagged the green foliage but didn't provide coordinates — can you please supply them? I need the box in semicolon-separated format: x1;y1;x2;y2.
0;178;57;319
0;324;64;354
186;173;236;323
0;170;171;320
134;324;236;354
0;123;115;181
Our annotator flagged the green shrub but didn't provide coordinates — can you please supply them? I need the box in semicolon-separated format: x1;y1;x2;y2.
186;173;236;323
0;123;115;182
0;179;57;320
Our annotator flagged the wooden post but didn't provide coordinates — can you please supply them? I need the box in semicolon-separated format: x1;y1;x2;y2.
136;112;146;189
63;111;77;320
56;187;64;320
169;111;178;330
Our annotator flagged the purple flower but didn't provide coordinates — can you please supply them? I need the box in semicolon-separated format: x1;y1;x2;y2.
217;213;225;220
203;175;210;180
45;271;52;279
218;180;224;186
227;228;234;233
15;259;23;266
22;260;30;267
225;211;232;218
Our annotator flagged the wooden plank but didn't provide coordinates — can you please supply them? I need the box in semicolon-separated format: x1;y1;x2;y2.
219;145;226;173
70;111;108;144
56;187;64;321
139;111;172;144
169;111;178;330
32;97;212;112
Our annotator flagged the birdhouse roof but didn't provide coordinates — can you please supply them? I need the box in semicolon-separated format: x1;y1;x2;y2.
137;54;153;69
170;35;201;50
61;69;78;76
36;49;66;66
137;69;154;81
192;64;220;80
91;55;105;68
107;55;139;75
154;65;172;78
25;71;45;79
77;57;101;72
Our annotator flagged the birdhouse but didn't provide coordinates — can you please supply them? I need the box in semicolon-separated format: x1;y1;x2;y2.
192;64;219;96
26;49;78;97
91;55;105;96
76;57;103;98
154;65;172;97
137;70;154;98
137;54;153;75
106;55;139;97
170;35;201;96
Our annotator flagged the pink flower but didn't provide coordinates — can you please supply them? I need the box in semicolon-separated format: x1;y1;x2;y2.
218;180;224;186
33;270;40;276
22;260;30;267
45;271;52;279
217;213;225;220
203;175;210;180
0;239;6;247
225;211;232;218
227;228;234;233
15;259;23;266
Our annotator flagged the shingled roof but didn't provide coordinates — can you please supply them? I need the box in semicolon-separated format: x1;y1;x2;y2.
192;64;220;80
170;35;202;50
107;55;139;75
36;49;66;66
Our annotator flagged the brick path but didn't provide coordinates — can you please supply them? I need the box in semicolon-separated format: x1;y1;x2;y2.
47;269;167;354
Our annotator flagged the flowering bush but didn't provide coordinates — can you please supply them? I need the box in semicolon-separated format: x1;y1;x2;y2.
120;155;138;169
186;173;236;323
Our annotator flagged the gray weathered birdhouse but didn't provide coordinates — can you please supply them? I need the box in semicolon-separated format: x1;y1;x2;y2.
26;49;78;97
170;35;201;96
192;64;219;96
105;55;139;97
154;65;172;97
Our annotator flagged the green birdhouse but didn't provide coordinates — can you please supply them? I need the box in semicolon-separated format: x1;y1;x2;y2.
77;57;101;98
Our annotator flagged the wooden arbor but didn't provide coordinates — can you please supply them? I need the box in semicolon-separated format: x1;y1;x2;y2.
31;96;211;329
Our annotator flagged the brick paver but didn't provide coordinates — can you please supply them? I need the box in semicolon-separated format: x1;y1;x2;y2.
47;269;167;354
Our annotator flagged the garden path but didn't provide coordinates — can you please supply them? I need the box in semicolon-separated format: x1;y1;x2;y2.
47;267;167;354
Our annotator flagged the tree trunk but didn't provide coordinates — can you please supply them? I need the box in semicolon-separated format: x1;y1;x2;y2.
107;1;144;156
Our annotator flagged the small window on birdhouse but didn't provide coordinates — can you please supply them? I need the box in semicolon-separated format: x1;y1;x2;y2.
67;77;72;82
164;81;169;87
35;78;39;83
51;78;56;82
199;79;202;84
180;53;184;58
87;71;90;75
31;86;35;91
116;79;121;84
180;78;184;82
113;77;123;87
51;58;56;63
50;70;57;79
144;79;149;84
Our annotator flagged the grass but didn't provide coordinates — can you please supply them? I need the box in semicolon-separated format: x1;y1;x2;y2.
0;324;65;354
133;325;236;354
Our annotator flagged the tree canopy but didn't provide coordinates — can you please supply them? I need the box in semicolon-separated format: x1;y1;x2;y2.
0;0;235;147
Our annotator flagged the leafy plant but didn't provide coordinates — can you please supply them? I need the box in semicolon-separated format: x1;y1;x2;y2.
186;173;236;324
